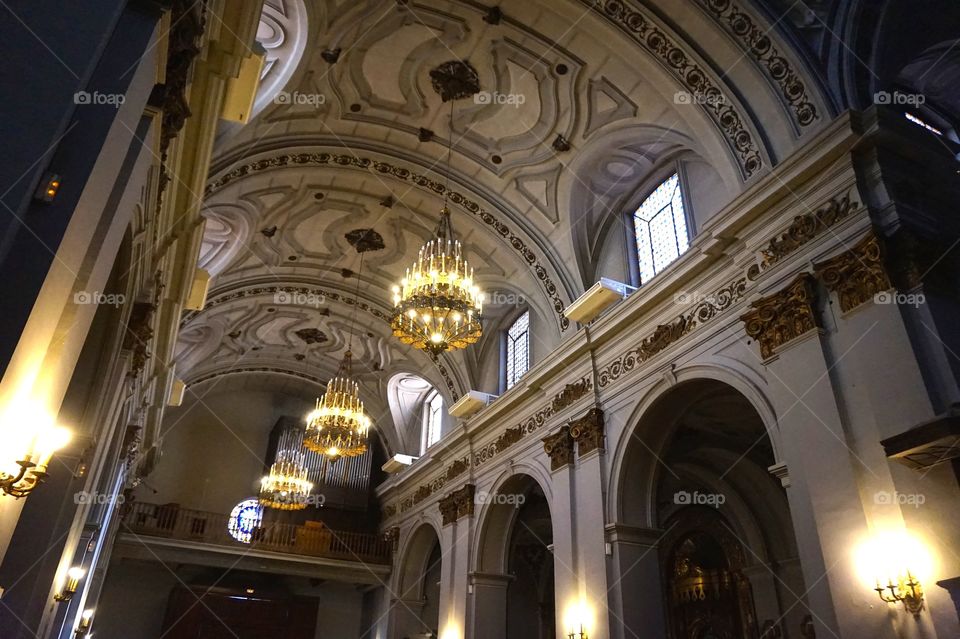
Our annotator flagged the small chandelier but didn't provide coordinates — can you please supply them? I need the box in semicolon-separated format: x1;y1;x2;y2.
392;60;485;354
304;351;371;461
259;449;313;511
391;207;484;354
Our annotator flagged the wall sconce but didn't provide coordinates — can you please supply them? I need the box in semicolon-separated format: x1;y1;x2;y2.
54;567;86;602
567;625;588;639
1;426;71;498
874;572;924;617
74;609;94;637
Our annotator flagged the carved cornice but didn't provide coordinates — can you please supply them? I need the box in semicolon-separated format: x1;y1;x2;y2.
205;153;570;331
747;195;858;280
570;408;605;456
579;0;763;179
439;484;475;525
542;426;575;471
693;0;818;128
814;231;891;312
598;277;747;388
740;273;820;359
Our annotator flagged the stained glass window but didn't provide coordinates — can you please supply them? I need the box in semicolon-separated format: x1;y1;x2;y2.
506;311;530;390
227;498;262;543
633;173;689;284
422;392;443;452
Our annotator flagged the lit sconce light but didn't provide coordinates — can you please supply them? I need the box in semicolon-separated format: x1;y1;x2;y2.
1;426;72;498
564;601;591;639
34;173;62;203
54;566;86;602
566;625;588;639
75;609;94;636
856;530;932;618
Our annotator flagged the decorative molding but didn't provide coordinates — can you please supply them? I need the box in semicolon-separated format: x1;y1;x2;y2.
187;366;325;387
693;0;818;127
180;284;459;398
542;426;575;471
570;407;605;456
383;526;400;550
747;194;857;280
294;327;328;344
579;0;763;179
740;273;819;359
206;153;570;331
814;231;891;312
598;277;747;388
123;302;156;378
439;493;459;526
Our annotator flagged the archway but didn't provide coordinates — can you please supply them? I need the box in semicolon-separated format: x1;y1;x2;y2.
473;474;555;639
614;379;808;639
393;523;442;639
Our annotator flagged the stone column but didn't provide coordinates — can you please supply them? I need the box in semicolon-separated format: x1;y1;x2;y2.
438;485;474;638
543;426;578;638
469;572;511;637
741;274;897;639
604;524;668;639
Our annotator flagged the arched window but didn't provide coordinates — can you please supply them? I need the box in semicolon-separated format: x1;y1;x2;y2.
505;311;530;390
227;498;262;543
421;391;443;453
632;173;689;284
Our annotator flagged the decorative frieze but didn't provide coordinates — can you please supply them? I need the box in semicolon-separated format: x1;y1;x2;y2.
740;274;820;359
542;426;575;471
552;378;593;412
570;408;605;456
814;231;892;312
693;0;818;127
747;195;858;280
383;526;400;550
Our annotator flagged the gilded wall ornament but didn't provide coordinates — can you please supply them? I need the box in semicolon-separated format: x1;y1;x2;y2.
813;231;891;312
570;408;605;456
439;493;459;526
429;60;481;102
740;273;820;359
552;378;593;412
747;195;857;280
542;426;575;471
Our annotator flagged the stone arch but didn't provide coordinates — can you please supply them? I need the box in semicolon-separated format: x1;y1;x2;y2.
392;520;443;639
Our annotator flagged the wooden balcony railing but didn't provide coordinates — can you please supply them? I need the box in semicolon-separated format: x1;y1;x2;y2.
121;502;392;564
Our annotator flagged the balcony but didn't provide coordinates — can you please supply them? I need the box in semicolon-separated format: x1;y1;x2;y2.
116;502;392;583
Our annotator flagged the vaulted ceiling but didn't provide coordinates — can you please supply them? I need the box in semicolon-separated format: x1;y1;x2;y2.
175;0;839;454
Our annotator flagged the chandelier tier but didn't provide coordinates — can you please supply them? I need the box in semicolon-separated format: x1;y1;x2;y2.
304;350;371;462
391;207;484;354
259;451;313;511
392;60;485;355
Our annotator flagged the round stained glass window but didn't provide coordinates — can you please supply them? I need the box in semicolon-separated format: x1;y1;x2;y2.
227;498;263;543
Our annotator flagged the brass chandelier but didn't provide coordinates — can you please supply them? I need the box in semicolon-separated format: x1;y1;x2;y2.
304;251;373;462
391;60;485;355
259;451;313;510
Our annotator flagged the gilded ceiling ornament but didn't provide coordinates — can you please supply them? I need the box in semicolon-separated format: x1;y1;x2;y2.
813;231;892;312
429;60;481;102
740;273;820;359
344;228;385;253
